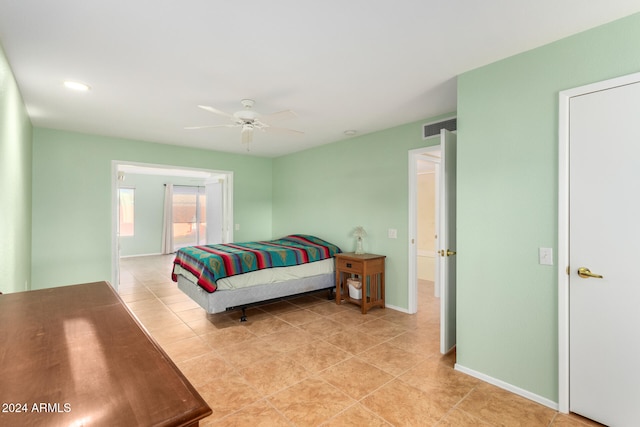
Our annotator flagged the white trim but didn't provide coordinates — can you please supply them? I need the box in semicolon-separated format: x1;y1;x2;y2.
557;87;570;414
224;173;234;244
557;70;640;414
455;363;559;410
408;145;441;314
408;150;419;314
384;303;410;314
119;252;165;259
111;160;234;288
111;162;119;290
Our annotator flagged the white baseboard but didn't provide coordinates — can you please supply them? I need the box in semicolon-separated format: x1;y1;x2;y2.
454;363;559;411
384;303;410;314
119;252;164;259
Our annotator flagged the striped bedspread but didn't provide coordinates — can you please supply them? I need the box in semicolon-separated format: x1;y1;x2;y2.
171;234;342;293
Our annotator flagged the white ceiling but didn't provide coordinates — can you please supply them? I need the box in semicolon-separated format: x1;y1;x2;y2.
1;1;639;157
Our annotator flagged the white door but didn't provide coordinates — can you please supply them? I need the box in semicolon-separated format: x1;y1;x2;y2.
439;129;457;354
569;79;640;425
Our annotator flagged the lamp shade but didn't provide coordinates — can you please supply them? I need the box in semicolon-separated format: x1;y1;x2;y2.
352;226;367;238
353;226;366;254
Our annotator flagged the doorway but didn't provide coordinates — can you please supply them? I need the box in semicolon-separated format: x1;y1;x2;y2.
411;148;441;305
110;161;233;289
409;129;457;353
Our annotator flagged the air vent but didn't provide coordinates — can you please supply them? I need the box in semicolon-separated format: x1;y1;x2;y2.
423;117;457;139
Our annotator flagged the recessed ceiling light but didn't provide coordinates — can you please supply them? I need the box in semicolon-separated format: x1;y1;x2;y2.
63;80;91;91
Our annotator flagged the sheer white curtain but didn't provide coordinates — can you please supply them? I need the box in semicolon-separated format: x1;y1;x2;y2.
205;180;223;244
161;183;174;254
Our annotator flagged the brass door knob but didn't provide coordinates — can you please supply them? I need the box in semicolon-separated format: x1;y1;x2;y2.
577;267;603;279
439;249;457;257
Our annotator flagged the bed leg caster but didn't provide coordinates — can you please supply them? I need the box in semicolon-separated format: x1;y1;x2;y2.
240;307;247;322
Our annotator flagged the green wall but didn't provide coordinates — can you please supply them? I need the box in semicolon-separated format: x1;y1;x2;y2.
0;42;32;294
456;12;640;402
118;174;168;257
31;128;272;289
272;117;448;309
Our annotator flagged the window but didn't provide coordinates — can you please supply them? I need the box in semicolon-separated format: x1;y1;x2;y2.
118;187;135;236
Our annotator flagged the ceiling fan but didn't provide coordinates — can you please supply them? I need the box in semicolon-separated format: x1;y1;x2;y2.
185;99;303;148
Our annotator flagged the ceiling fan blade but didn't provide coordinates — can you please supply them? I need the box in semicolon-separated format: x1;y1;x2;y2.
259;109;297;123
262;126;304;136
184;124;238;130
197;105;235;119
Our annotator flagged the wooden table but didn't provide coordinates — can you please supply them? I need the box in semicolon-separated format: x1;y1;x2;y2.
335;253;386;314
0;281;211;426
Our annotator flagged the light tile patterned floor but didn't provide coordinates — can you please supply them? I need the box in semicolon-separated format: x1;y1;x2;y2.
118;255;601;427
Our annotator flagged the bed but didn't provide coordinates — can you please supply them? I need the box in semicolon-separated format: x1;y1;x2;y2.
171;234;341;320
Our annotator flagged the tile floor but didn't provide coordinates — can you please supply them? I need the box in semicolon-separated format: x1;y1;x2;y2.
118;255;601;427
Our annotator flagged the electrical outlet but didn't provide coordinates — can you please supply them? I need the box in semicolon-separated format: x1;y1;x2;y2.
388;228;398;239
539;247;553;265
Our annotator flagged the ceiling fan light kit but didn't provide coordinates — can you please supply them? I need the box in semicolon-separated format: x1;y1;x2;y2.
186;99;303;151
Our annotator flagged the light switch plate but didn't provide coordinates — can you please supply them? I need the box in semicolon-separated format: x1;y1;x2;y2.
388;228;398;239
539;247;553;265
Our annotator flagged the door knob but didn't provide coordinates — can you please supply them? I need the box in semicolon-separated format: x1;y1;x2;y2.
577;267;603;279
439;249;457;257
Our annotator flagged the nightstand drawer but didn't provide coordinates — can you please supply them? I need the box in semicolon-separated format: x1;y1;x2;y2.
336;258;363;273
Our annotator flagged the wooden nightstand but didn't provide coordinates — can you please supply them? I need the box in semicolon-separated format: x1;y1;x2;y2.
335;252;386;314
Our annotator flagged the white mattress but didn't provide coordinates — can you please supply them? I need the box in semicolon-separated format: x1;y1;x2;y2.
173;258;334;290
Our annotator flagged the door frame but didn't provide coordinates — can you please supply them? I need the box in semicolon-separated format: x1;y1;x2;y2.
110;160;234;290
408;144;442;314
557;71;640;413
